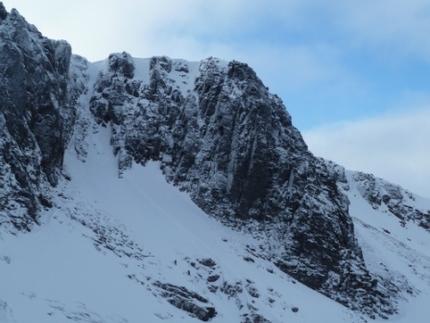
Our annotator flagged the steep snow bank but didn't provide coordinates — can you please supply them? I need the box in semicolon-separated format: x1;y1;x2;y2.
1;125;368;323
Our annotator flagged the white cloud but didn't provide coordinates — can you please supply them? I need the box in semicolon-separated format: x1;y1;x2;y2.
303;107;430;198
264;0;430;61
12;0;430;63
11;0;351;100
11;0;266;61
333;0;430;60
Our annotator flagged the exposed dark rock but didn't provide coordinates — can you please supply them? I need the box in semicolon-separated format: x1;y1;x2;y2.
207;275;220;283
108;52;135;78
0;7;72;231
246;284;260;298
198;258;217;268
0;2;7;20
153;281;217;321
38;194;52;208
221;281;243;298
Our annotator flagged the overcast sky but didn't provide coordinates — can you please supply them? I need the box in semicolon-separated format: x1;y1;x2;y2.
8;0;430;198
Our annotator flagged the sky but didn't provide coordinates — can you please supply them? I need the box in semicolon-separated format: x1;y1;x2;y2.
8;0;430;198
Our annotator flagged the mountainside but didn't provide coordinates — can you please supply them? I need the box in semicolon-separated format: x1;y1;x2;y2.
1;4;430;322
0;4;71;231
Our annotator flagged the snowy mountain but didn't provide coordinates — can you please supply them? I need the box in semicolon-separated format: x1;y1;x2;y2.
1;3;430;322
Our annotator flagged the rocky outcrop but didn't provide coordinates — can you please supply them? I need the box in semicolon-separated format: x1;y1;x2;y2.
87;55;397;317
0;3;7;20
0;5;72;231
153;281;217;321
351;171;430;230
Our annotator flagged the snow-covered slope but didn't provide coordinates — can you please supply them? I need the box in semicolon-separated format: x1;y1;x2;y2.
345;171;430;322
0;126;358;323
1;3;430;322
2;122;430;323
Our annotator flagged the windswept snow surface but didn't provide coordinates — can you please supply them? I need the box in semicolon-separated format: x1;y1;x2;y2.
1;124;369;323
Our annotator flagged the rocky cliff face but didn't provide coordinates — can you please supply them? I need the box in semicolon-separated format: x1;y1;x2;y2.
0;3;72;231
1;3;427;320
86;54;396;316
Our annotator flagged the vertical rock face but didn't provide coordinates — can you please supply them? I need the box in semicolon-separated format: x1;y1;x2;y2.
88;55;396;317
0;5;72;231
0;3;7;20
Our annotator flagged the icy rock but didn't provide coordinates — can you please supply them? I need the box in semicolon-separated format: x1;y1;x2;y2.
108;52;135;78
86;55;398;318
153;281;217;321
0;6;72;231
0;2;7;20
